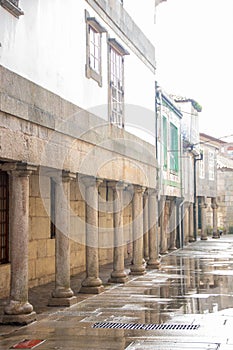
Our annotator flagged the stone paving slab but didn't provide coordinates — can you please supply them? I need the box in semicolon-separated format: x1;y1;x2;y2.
1;236;233;349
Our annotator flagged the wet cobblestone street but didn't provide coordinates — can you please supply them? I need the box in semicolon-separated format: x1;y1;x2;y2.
1;236;233;349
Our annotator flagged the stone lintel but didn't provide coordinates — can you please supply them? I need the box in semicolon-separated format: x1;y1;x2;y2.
1;311;36;325
48;296;77;307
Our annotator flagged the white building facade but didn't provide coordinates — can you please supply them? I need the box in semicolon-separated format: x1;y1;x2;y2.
0;0;159;324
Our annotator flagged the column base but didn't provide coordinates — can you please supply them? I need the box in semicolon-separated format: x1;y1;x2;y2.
79;285;104;294
201;236;208;240
189;238;195;243
109;275;129;284
109;270;128;284
212;232;220;239
130;265;146;275
1;311;36;325
160;250;168;255
147;259;161;269
169;246;177;251
48;296;77;307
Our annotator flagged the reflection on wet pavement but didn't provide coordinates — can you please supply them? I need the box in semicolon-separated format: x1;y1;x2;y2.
1;237;233;349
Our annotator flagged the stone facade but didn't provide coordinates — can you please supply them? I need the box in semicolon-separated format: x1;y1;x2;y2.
0;0;160;323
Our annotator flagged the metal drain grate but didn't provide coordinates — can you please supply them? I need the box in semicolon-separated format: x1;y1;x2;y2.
92;322;200;331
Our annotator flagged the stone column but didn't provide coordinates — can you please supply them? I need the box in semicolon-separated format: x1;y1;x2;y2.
80;176;104;293
147;189;160;268
160;196;168;254
212;197;219;238
143;190;149;261
130;185;146;275
189;203;195;242
2;163;37;325
200;196;208;240
169;198;177;250
109;182;128;283
49;171;77;306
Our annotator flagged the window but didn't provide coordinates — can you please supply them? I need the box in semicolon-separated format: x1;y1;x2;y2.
50;178;56;239
109;38;129;128
90;27;101;74
85;10;106;86
1;0;24;17
162;116;167;169
199;149;205;179
208;150;215;180
170;122;179;172
0;171;9;264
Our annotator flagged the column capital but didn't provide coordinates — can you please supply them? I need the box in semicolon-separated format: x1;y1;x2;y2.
1;162;37;176
79;175;103;188
211;198;218;210
108;180;126;192
133;184;146;194
200;202;208;209
61;170;76;182
48;169;76;183
148;187;157;196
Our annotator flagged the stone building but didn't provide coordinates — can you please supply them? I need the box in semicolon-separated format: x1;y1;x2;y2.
0;0;160;324
216;141;233;233
156;90;183;253
197;133;220;239
173;97;202;245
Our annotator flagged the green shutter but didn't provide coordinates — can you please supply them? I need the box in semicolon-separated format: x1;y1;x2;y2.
163;116;167;169
170;123;179;172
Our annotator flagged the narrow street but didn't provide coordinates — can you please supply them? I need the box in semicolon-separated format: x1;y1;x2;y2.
1;236;233;349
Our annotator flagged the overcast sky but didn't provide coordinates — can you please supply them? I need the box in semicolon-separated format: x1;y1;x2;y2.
155;0;233;142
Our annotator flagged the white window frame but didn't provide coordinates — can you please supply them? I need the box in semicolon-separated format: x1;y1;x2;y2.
108;38;129;128
85;10;106;87
208;150;215;180
199;149;205;179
